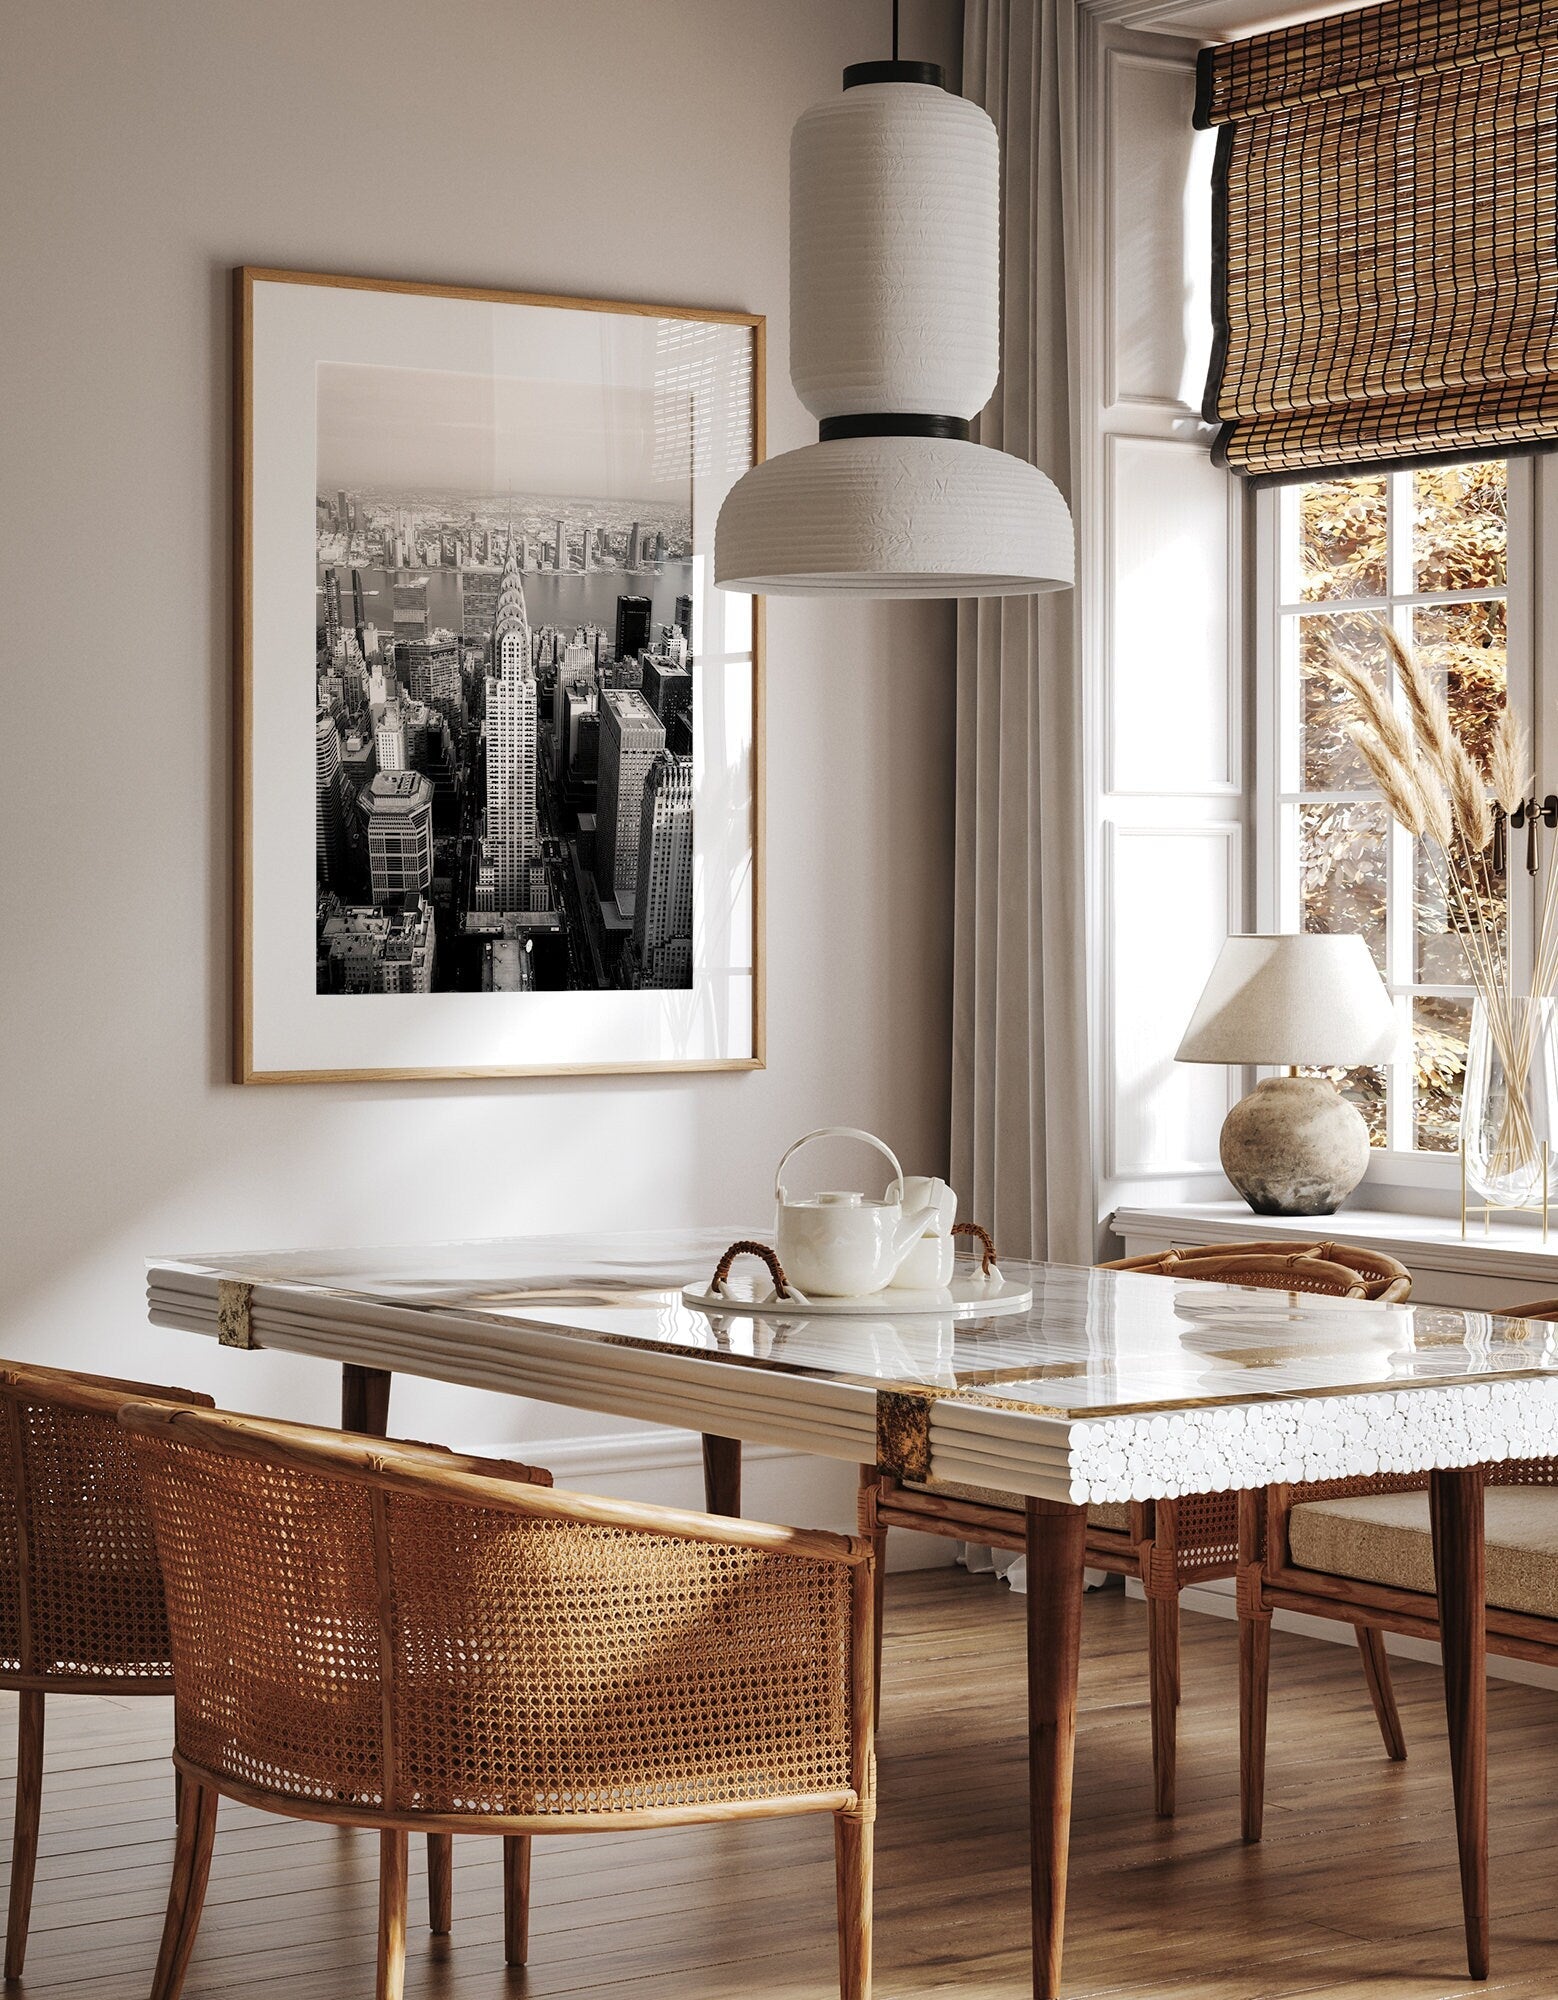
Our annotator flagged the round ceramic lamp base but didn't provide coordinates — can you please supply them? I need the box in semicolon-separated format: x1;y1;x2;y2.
1219;1075;1371;1218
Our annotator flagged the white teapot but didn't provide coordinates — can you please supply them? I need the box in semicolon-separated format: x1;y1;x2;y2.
774;1129;941;1298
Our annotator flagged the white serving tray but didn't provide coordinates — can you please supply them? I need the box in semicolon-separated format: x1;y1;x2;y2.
681;1271;1034;1320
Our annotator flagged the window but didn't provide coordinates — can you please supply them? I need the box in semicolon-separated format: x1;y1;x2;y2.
1255;459;1532;1171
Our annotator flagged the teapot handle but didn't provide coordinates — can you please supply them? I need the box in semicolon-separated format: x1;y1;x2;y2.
775;1127;906;1206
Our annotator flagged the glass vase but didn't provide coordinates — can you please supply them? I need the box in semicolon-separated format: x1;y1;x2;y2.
1460;995;1558;1210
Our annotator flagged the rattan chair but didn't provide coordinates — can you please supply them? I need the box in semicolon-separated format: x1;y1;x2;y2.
122;1401;877;2000
861;1237;1413;1818
1237;1296;1558;1851
0;1361;215;1981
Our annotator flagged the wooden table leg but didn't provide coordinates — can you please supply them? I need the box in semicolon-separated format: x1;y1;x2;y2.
1429;1464;1487;1982
342;1364;392;1439
1026;1496;1087;2000
701;1433;741;1517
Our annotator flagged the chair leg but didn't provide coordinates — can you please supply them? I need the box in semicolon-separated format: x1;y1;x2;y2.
377;1830;408;2000
1146;1592;1178;1818
426;1831;452;1934
1239;1609;1271;1845
503;1834;532;1966
1356;1624;1407;1762
834;1811;874;2000
4;1690;44;1982
150;1778;218;2000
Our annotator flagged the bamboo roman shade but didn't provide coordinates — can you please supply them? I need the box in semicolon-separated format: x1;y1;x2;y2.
1195;0;1558;479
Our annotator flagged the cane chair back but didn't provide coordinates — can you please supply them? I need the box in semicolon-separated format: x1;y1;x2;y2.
0;1363;213;1690
1100;1240;1412;1303
124;1403;873;1829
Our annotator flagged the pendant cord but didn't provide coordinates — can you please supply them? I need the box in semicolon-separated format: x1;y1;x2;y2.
892;0;899;61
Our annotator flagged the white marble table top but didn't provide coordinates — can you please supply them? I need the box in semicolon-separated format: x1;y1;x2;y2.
147;1230;1558;1506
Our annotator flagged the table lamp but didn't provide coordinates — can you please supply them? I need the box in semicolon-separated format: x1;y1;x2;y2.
1176;933;1400;1216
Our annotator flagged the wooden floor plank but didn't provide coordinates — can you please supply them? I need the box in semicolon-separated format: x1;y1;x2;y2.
4;1572;1558;1997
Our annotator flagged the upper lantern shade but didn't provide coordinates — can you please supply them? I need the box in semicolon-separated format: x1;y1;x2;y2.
789;83;999;422
714;69;1075;600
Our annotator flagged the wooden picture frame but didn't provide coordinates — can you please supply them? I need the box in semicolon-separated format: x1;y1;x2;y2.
235;266;765;1083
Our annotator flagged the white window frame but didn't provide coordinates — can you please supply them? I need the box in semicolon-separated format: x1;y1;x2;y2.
1252;458;1536;1194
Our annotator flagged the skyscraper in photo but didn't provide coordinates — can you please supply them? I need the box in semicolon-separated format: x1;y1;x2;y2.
641;656;692;739
323;569;343;653
398;635;462;721
554;517;567;571
551;639;596;778
363;770;435;908
615;594;651;661
393;577;428;638
315;713;349;885
484;535;541;910
596;687;664;901
674;593;693;643
632;751;694;988
375;701;407;773
626;520;643;569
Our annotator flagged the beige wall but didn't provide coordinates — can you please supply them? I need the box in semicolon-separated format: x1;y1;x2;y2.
0;0;959;1533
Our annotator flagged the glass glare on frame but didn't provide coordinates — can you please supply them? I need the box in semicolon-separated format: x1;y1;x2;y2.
1411;596;1508;773
1414;994;1472;1155
1297;611;1391;790
1297;475;1387;602
1299;800;1387;974
1411;461;1508;595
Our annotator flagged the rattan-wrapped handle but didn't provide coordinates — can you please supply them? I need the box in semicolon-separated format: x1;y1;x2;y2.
709;1240;794;1301
952;1222;998;1280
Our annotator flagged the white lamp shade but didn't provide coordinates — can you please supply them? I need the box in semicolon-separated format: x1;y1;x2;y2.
714;433;1075;598
713;66;1075;602
790;82;999;421
1176;933;1400;1068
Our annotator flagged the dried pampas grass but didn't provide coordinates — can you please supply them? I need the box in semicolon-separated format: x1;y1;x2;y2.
1489;705;1531;817
1344;722;1424;835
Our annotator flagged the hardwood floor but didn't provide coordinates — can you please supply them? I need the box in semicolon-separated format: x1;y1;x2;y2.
5;1569;1558;1998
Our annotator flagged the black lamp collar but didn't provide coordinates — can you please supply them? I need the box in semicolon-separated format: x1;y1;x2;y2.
819;414;970;442
842;60;945;89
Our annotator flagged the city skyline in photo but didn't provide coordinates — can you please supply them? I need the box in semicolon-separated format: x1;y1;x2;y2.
313;470;697;1001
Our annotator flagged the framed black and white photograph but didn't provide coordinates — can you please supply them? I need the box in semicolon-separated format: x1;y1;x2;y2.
236;266;763;1082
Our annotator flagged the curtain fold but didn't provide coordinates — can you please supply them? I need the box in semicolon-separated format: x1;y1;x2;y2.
954;0;1094;1266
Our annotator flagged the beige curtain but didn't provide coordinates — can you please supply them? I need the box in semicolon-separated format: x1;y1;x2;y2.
955;0;1095;1266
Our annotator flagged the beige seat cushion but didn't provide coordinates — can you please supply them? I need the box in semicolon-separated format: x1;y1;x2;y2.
903;1478;1129;1531
1289;1487;1558;1619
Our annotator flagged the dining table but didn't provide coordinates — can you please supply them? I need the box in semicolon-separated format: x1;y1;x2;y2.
145;1227;1558;1996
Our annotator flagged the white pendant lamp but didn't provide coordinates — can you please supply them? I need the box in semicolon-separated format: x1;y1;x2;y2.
715;45;1074;599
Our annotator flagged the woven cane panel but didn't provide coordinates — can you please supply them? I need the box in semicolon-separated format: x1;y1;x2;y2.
1288;1471;1428;1507
135;1432;856;1823
8;1401;173;1681
0;1417;21;1675
139;1442;387;1808
385;1492;853;1817
1195;1;1558;478
1173;1490;1240;1580
1488;1456;1558;1487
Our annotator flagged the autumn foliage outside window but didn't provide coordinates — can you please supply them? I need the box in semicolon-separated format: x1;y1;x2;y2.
1276;460;1511;1153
